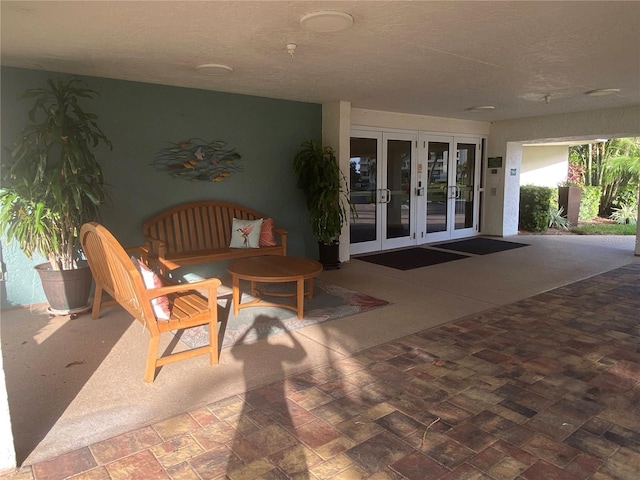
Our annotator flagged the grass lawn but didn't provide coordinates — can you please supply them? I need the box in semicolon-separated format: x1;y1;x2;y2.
522;216;638;236
570;222;637;235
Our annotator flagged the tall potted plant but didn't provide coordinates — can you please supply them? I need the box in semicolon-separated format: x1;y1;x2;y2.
293;140;349;269
0;78;112;313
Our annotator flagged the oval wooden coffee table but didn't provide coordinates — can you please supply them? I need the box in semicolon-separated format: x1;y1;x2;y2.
227;256;323;319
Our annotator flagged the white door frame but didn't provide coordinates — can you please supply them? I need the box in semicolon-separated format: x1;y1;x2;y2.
418;134;482;244
349;130;383;255
349;129;418;254
350;129;483;254
380;131;418;250
450;137;482;239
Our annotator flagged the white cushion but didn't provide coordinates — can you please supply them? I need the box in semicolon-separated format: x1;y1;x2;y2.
229;218;262;248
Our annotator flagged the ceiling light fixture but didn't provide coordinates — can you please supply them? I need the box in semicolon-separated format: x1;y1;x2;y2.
300;11;353;32
585;88;620;97
287;43;297;58
195;63;234;76
466;105;495;112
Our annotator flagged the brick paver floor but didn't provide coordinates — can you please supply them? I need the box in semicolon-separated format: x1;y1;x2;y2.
7;263;640;479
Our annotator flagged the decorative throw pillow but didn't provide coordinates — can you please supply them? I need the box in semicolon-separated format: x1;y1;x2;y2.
259;217;277;247
133;257;171;320
229;218;262;248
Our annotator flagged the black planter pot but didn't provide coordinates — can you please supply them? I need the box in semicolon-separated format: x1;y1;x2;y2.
35;261;93;314
318;241;341;270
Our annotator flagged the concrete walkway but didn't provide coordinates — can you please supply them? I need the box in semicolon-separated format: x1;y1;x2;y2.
1;234;637;468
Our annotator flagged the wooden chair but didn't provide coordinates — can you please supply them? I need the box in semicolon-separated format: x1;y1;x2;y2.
80;222;222;383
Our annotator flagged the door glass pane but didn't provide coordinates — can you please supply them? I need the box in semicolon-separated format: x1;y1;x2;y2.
455;143;475;229
426;142;449;234
350;137;378;244
386;139;411;239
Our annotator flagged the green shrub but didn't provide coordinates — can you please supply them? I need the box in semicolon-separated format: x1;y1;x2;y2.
549;187;559;210
519;185;553;232
579;186;601;221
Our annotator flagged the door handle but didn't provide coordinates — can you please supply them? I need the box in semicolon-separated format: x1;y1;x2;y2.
378;189;392;204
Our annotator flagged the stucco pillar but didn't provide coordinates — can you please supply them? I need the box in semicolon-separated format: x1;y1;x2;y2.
322;101;352;263
482;142;522;237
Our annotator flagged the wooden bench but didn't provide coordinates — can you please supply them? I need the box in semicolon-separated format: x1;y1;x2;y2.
142;200;287;273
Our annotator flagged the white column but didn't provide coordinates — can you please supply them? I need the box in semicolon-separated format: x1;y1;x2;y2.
322;101;352;263
0;345;16;475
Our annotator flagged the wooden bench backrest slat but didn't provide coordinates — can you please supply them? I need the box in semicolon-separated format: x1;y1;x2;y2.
143;201;267;256
201;205;215;248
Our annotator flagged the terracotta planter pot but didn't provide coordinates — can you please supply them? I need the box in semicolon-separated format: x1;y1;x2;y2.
35;261;93;314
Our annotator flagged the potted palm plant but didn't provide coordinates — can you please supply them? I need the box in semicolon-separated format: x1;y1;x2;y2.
0;78;112;313
293;140;349;269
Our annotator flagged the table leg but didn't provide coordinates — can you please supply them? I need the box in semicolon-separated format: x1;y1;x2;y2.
307;278;315;300
296;278;304;319
232;275;240;316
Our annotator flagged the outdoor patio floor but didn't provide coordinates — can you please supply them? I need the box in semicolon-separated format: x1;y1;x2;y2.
2;234;639;479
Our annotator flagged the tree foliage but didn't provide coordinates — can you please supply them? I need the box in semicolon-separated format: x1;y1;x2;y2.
569;137;640;215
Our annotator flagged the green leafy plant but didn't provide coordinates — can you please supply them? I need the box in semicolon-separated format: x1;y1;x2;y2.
548;206;571;230
519;185;553;232
0;78;112;270
579;186;601;221
293;140;349;244
609;202;638;225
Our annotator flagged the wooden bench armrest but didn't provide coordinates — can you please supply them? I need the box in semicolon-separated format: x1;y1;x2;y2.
124;244;151;266
143;235;166;260
274;227;287;255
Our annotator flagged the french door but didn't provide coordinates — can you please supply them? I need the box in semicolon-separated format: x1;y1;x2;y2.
349;130;417;255
420;134;481;244
349;130;481;255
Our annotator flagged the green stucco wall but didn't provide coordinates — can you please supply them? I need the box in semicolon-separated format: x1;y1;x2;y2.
0;67;321;307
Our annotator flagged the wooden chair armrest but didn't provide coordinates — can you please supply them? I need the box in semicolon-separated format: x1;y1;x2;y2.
145;277;222;299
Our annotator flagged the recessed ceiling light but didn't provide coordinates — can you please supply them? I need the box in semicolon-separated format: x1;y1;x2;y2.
466;105;495;112
300;11;353;32
195;64;234;76
585;88;620;97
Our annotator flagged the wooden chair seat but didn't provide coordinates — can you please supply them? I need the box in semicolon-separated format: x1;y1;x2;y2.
80;222;222;383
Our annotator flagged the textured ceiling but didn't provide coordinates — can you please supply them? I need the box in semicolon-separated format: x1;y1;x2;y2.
1;1;639;122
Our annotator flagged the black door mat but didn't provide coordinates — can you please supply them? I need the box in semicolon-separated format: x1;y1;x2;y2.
356;247;469;270
432;237;528;255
